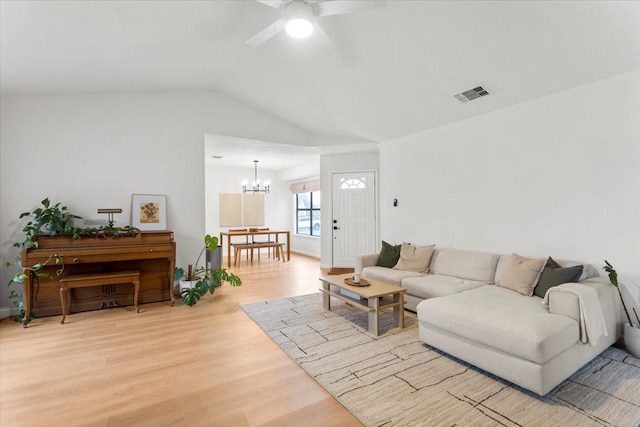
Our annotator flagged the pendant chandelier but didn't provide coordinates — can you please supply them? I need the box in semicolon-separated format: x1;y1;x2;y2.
242;160;270;194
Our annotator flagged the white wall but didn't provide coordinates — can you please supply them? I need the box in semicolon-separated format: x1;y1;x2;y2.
0;91;314;314
320;152;380;268
204;164;290;233
277;160;319;182
290;234;321;258
380;70;640;287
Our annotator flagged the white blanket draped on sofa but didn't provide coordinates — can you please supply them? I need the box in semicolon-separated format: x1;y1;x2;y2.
542;282;608;346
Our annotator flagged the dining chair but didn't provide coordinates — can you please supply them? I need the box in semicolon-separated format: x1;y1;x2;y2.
251;227;275;259
229;228;249;262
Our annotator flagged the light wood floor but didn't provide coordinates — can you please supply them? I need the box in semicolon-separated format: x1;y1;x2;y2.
0;253;362;427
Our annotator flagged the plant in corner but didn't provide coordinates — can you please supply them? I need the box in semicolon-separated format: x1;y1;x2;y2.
174;234;242;306
604;260;640;358
603;260;638;328
5;254;65;322
5;197;78;322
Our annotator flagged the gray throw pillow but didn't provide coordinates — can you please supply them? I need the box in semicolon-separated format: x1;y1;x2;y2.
533;257;584;298
376;241;401;268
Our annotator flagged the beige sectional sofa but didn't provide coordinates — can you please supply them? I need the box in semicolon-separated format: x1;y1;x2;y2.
355;247;622;395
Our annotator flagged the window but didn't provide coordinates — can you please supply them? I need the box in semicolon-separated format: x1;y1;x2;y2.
340;177;367;189
296;191;321;236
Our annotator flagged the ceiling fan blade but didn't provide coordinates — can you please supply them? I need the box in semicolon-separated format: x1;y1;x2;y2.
254;0;286;10
246;19;287;47
312;23;335;56
314;0;387;17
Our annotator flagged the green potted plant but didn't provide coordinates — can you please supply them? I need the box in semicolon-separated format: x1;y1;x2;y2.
16;197;139;247
5;254;65;322
604;260;640;357
174;234;242;306
16;198;82;248
5;198;78;322
80;225;139;239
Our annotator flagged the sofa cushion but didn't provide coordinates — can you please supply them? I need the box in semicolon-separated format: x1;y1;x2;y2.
558;259;598;282
499;254;545;296
362;266;424;286
417;286;579;364
496;255;597;285
376;241;401;268
431;249;501;283
401;274;486;299
533;257;583;298
393;242;435;273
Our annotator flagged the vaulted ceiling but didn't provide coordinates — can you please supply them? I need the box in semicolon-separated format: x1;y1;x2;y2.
2;1;639;144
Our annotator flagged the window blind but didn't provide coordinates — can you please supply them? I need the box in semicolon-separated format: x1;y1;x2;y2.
289;179;320;194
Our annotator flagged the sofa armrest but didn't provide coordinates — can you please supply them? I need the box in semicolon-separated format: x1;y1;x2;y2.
548;278;621;338
548;290;580;324
355;253;379;274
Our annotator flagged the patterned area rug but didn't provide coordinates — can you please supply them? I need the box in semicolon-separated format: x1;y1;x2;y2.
241;293;640;427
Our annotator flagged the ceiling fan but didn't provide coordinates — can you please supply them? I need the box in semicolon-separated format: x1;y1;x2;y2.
246;0;387;47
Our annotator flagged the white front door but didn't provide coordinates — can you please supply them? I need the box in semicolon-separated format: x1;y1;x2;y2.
331;171;377;268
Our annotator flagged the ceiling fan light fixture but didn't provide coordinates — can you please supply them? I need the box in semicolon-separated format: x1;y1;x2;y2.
284;0;314;39
285;18;313;38
247;0;388;47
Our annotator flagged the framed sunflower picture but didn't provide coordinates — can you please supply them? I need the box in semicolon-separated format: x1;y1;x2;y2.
131;194;167;230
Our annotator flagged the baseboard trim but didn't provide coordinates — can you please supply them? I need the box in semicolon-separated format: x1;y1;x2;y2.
290;250;320;259
0;307;15;321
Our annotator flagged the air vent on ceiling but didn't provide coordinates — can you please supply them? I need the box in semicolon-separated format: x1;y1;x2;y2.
454;86;489;103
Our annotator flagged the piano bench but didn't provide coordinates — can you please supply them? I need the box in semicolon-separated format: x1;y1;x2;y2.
59;270;141;324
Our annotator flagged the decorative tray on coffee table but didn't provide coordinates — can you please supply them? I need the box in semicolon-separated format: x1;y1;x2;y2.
344;278;371;287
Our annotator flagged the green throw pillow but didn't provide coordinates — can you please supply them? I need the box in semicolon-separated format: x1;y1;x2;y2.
533;257;584;298
376;241;401;268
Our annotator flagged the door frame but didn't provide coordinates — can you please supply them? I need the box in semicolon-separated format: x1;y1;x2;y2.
330;169;379;268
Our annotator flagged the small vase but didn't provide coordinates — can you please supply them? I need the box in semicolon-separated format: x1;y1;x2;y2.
624;323;640;358
179;280;196;292
206;246;222;270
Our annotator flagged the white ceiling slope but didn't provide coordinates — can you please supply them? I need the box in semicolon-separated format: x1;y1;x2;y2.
204;134;378;177
1;1;639;143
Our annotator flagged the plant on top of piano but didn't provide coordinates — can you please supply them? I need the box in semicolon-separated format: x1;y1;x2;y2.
80;225;139;239
173;234;242;307
16;198;140;249
16;198;83;248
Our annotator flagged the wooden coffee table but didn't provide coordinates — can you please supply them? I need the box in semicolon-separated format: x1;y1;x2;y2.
319;273;406;336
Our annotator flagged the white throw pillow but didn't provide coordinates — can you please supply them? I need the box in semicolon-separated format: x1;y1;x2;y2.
555;258;599;281
499;253;545;296
393;242;435;273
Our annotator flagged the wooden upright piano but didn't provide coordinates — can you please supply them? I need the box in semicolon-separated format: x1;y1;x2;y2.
20;231;176;327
